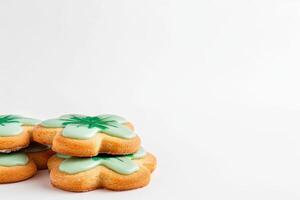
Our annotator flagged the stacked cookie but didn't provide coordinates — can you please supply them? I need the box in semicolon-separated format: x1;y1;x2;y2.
0;115;54;183
32;114;156;192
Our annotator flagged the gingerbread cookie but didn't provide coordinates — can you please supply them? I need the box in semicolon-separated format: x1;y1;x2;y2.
0;143;54;183
0;115;41;152
48;148;156;192
33;114;141;157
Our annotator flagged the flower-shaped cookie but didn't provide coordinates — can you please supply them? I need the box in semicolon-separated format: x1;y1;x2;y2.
0;143;54;183
0;115;41;152
48;148;156;192
33;114;141;157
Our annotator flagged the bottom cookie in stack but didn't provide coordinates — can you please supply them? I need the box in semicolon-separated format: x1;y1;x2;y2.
0;142;54;183
47;147;156;192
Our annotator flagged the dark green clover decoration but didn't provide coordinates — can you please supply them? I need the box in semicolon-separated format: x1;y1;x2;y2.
41;114;136;140
0;115;40;137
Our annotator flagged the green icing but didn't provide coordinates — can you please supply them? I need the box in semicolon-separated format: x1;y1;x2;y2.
61;115;120;129
23;142;50;153
0;115;41;137
56;153;72;159
0;115;20;125
60;157;102;174
57;148;146;175
0;152;29;166
97;114;127;124
131;147;146;159
40;114;136;140
0;123;23;136
41;119;64;128
62;125;100;139
102;124;134;138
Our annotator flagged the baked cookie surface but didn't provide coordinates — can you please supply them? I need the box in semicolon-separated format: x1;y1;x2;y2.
48;148;156;192
0;115;41;152
23;142;55;170
33;114;141;157
0;142;54;183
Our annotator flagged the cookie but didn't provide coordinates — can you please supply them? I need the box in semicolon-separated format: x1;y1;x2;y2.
23;142;55;170
47;148;156;192
33;114;141;157
0;143;54;183
0;115;41;152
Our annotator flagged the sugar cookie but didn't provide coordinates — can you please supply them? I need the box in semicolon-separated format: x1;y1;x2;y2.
0;115;41;152
33;114;141;157
47;148;156;192
0;143;54;183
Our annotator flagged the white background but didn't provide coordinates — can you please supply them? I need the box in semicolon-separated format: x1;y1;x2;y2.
1;0;300;199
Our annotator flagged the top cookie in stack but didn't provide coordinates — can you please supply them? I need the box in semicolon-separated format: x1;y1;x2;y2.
32;114;141;157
